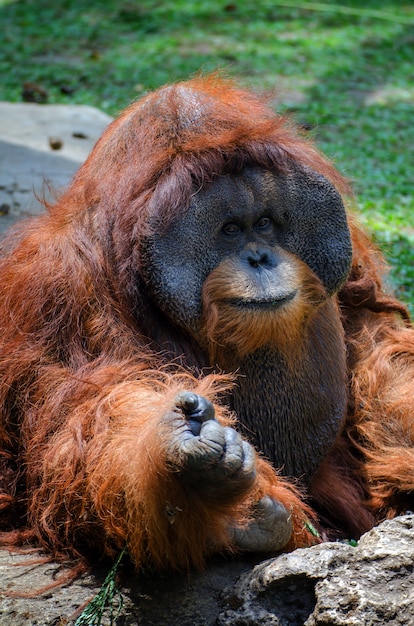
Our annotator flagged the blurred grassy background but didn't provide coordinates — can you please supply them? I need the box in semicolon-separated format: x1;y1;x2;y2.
1;0;413;311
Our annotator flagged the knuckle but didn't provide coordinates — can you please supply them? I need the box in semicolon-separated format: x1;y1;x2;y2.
175;392;215;422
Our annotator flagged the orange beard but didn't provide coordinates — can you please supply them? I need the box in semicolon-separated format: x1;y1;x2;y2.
200;250;328;364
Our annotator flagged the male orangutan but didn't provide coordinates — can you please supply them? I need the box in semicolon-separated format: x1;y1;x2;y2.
0;75;413;573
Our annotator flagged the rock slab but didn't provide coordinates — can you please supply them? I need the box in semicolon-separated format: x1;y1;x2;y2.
220;514;414;626
0;101;112;234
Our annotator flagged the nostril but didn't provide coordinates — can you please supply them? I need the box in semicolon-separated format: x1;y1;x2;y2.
247;250;270;268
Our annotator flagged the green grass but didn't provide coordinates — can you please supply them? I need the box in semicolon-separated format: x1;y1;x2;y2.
1;0;413;311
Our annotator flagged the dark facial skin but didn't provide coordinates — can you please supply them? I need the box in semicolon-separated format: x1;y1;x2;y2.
143;166;352;333
142;165;352;482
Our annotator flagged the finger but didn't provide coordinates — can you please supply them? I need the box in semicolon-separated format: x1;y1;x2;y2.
221;427;244;473
240;440;256;478
199;419;226;455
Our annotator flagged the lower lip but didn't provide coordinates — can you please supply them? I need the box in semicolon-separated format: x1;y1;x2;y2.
229;291;296;310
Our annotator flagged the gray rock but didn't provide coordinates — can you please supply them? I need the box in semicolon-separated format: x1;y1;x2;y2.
0;101;112;233
219;514;414;626
1;515;413;625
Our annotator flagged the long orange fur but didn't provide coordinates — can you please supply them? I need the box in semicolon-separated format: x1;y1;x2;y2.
0;75;412;575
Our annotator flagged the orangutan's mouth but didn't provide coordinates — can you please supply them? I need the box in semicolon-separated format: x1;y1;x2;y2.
228;291;296;310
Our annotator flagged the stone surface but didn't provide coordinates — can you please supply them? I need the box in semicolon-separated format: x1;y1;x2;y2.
220;514;414;626
1;515;413;625
0;551;251;625
0;101;112;234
